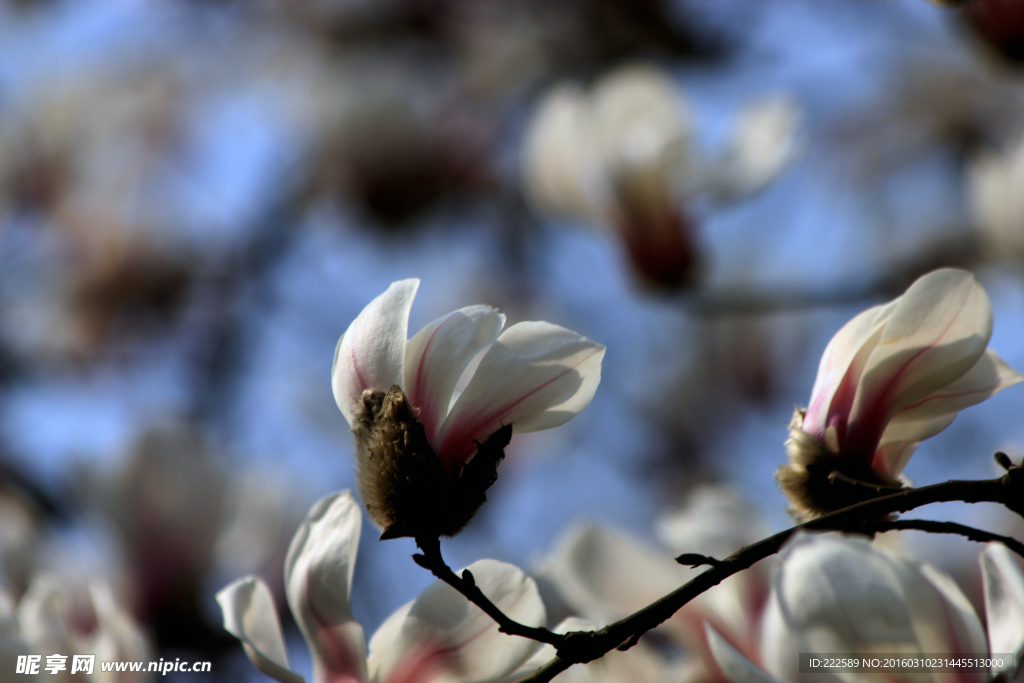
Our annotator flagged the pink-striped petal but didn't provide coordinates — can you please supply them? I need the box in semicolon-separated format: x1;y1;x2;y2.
433;322;604;467
403;306;505;443
217;577;307;683
845;269;992;460
332;280;419;428
285;492;367;683
803;302;893;439
882;350;1023;442
372;560;546;683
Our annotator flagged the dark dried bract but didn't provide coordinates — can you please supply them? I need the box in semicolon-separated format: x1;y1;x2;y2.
353;385;511;539
777;409;906;522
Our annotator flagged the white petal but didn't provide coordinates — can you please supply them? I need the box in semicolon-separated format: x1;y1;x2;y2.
373;559;546;683
847;269;993;459
403;306;505;442
434;322;604;465
969;137;1024;261
332;280;419;427
284;491;367;683
802;302;893;439
366;601;412;680
591;63;690;183
774;532;987;667
710;94;802;201
981;543;1024;665
882;350;1024;445
536;523;683;624
521;84;609;223
706;625;786;683
217;577;306;683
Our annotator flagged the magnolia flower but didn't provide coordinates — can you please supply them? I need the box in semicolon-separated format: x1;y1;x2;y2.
537;487;769;682
332;279;604;539
969;135;1024;263
708;533;1024;683
217;490;547;683
521;62;800;289
779;268;1023;520
15;575;152;683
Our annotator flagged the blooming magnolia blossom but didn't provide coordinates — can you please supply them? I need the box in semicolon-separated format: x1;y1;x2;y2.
217;490;547;683
708;532;1024;683
332;279;604;538
537;486;769;682
9;575;151;683
779;268;1022;520
520;62;800;289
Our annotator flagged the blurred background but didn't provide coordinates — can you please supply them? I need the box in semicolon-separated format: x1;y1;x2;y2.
2;0;1024;679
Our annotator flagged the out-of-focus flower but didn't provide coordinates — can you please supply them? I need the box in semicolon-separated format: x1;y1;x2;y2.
218;490;546;683
332;278;604;539
708;533;1024;683
779;268;1022;521
17;575;152;682
521;62;800;289
969;135;1024;262
537;486;769;682
962;0;1024;63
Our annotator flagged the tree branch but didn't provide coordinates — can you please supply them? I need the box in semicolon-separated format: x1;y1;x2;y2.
863;518;1024;560
413;536;565;647
513;466;1024;682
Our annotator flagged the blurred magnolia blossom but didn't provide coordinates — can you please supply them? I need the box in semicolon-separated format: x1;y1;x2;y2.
969;135;1024;262
537;486;770;682
708;532;1024;683
218;490;547;683
779;268;1023;521
520;62;800;289
332;278;604;539
11;574;152;682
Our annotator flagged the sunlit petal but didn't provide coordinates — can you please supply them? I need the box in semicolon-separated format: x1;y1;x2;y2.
403;306;505;442
217;577;306;683
332;280;419;427
981;543;1024;666
847;269;992;459
435;322;604;465
373;560;546;683
284;492;367;683
802;302;892;439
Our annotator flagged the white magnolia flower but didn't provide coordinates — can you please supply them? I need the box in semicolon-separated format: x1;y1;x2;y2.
969;136;1024;263
537;486;769;682
218;491;547;683
521;62;800;289
332;279;604;538
780;268;1022;520
708;533;1024;683
16;576;151;682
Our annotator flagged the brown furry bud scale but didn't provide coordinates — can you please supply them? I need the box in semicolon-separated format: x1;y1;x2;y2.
352;385;511;540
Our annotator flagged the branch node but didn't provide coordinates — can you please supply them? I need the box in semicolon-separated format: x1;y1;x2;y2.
995;451;1014;471
675;553;724;569
461;569;476;586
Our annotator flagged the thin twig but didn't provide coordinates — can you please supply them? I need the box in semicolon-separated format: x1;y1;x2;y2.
863;519;1024;560
513;467;1024;682
413;536;565;647
686;233;979;317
